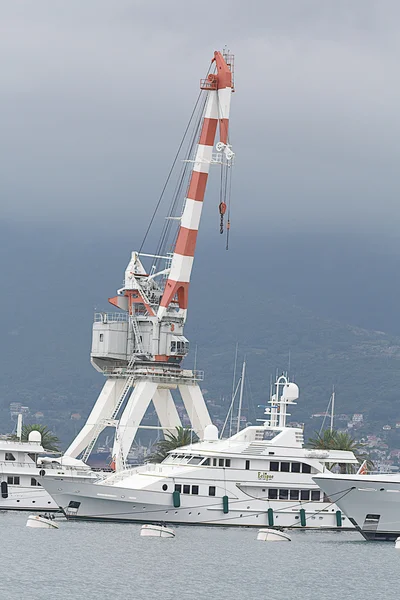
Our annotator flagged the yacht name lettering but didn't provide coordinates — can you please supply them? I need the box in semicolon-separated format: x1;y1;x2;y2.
258;472;274;481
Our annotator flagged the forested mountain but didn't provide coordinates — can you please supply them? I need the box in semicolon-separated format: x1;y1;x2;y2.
1;222;400;446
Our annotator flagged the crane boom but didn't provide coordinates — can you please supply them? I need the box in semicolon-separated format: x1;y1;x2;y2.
157;51;234;321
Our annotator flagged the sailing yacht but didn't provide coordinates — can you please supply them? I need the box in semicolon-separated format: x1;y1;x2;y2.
39;376;359;528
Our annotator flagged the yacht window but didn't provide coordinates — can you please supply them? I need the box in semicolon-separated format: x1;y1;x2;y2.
270;462;279;472
192;485;199;495
213;458;217;466
183;485;190;494
7;476;20;485
279;489;289;500
162;484;168;491
209;486;216;496
171;341;176;352
300;490;310;501
31;478;41;487
201;458;210;466
218;459;224;467
268;489;278;500
188;456;203;465
225;459;231;468
99;333;104;342
245;460;250;470
301;463;312;474
323;493;331;503
291;462;301;473
5;453;15;461
280;462;290;472
311;490;321;502
174;484;182;493
290;490;300;500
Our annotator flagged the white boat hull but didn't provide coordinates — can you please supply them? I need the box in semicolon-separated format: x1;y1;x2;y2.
26;515;59;529
140;524;175;538
40;475;353;529
0;486;58;512
257;528;291;541
314;473;400;541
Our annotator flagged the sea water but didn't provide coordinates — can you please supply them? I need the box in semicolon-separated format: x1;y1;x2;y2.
1;512;398;600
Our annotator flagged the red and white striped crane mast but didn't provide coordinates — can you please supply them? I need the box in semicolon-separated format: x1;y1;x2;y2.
65;51;234;469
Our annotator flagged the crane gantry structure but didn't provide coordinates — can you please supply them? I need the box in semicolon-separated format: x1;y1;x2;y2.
65;50;235;470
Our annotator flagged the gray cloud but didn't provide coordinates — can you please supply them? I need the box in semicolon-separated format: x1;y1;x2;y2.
1;0;400;237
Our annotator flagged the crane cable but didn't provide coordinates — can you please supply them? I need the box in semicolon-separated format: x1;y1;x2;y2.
138;61;213;255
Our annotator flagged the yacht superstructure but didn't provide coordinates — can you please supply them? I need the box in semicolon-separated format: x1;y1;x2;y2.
0;433;57;511
40;376;359;529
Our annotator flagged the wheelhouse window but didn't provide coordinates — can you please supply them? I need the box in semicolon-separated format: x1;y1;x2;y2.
188;456;203;465
270;462;279;472
5;453;15;461
31;478;41;487
192;485;199;495
268;489;278;500
202;458;210;466
279;489;289;500
225;459;231;468
301;463;312;474
291;462;301;473
280;462;290;472
300;490;310;501
209;486;216;496
311;490;321;501
218;458;224;467
290;490;299;500
212;459;217;466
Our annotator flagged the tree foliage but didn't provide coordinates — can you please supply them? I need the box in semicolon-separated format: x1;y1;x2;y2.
308;428;373;473
147;427;197;463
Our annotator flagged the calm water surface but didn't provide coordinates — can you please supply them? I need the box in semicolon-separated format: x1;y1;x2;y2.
1;512;398;600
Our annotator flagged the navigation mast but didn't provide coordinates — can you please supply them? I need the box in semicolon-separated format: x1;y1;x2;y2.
64;51;235;470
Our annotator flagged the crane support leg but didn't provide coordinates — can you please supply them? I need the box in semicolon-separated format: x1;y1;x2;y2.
152;388;182;434
65;378;126;458
178;383;212;439
112;380;158;468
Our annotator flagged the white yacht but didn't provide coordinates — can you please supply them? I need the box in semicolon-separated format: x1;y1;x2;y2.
313;472;400;541
39;376;359;529
0;430;58;511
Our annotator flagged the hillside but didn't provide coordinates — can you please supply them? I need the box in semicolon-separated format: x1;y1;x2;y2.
1;223;400;446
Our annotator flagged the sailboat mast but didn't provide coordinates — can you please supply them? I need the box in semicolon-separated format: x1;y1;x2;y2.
236;360;246;434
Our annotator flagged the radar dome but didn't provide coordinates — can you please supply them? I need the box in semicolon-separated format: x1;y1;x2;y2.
203;424;219;441
282;382;299;401
28;430;42;443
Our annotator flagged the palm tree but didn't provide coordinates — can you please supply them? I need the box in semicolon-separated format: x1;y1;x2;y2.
147;426;197;463
308;429;373;473
20;424;60;452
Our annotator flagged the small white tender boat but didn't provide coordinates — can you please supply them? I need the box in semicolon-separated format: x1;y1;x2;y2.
140;524;175;538
26;514;59;529
257;528;291;542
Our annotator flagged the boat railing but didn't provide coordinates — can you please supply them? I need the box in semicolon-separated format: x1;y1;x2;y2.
94;312;129;323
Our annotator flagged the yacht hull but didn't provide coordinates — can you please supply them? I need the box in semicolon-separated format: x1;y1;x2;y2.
41;475;353;529
0;486;58;512
314;473;400;541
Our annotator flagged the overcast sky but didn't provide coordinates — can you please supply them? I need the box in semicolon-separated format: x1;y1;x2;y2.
2;0;400;239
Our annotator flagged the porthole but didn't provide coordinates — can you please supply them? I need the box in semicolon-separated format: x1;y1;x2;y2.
32;501;35;504
189;512;192;515
198;512;200;515
162;484;168;491
48;502;51;505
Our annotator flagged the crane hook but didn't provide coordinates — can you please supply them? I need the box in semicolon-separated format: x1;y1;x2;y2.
219;201;227;234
